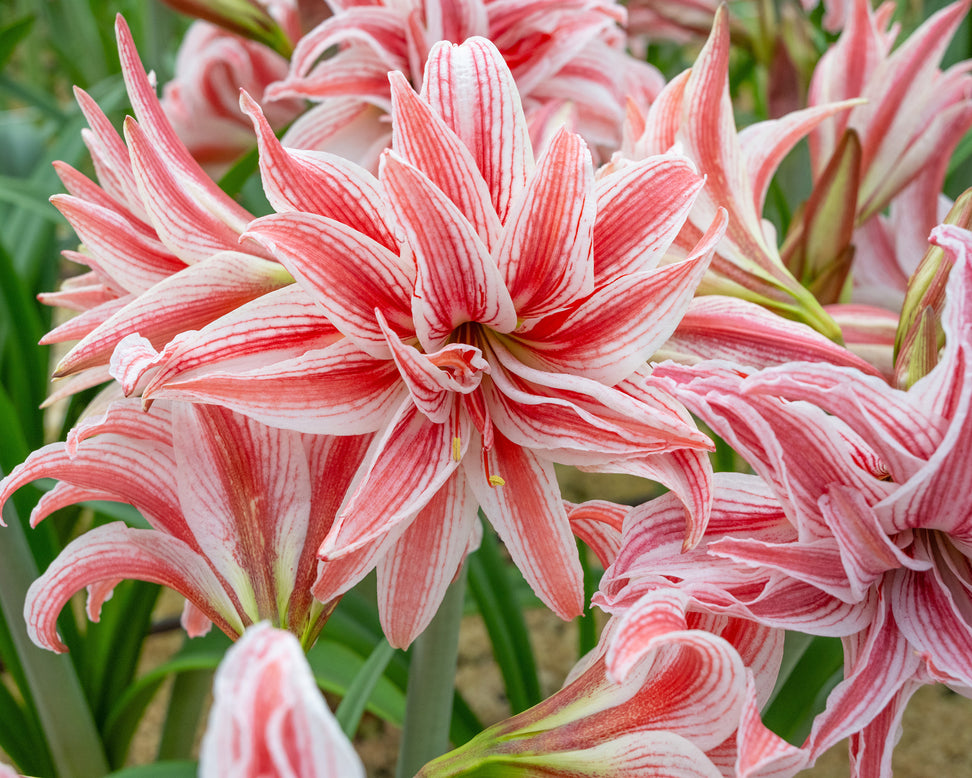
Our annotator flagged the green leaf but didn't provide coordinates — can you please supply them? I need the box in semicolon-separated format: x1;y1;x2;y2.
467;521;541;714
763;633;843;744
103;631;232;766
0;174;60;221
157;669;213;761
336;638;396;737
217;143;260;199
105;761;197;778
80;580;161;731
576;542;600;658
307;639;406;727
0;16;35;71
0;492;109;778
0;677;51;777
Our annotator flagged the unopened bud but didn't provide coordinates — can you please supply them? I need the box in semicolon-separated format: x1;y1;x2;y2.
893;188;972;387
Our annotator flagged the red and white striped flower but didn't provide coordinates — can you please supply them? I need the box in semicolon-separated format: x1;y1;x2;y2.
122;37;726;647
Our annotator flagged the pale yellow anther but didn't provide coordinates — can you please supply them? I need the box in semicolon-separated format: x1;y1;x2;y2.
488;474;506;487
452;436;462;462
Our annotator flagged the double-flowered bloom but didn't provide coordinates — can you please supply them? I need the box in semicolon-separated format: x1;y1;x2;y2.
648;225;972;774
122;36;726;646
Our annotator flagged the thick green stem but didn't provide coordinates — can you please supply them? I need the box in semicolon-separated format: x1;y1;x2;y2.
157;669;213;760
0;495;109;778
395;565;467;778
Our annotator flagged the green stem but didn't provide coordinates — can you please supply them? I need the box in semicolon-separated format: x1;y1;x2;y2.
395;565;467;778
0;492;110;778
157;669;213;760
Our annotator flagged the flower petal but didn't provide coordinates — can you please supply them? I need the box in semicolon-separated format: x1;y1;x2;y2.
465;432;584;620
25;522;243;652
322;399;463;557
420;37;534;223
495;126;595;317
377;476;478;648
518;211;725;385
380;152;517;350
242;212;414;356
199;623;364;778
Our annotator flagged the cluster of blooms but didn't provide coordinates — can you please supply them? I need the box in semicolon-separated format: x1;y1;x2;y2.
2;0;972;775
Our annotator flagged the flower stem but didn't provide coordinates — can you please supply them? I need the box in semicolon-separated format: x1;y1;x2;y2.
395;564;467;778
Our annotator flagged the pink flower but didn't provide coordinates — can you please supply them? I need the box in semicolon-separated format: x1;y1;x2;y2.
620;6;854;340
0;400;371;650
200;622;364;777
624;0;748;46
418;589;802;778
651;224;972;773
44;17;291;404
808;0;972;224
160;5;304;172
124;37;726;646
265;0;663;164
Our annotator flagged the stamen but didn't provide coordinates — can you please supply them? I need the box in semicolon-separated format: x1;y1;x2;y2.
481;446;505;488
452;436;462;462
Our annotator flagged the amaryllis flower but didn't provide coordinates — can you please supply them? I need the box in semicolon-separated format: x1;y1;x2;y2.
417;589;802;778
43;16;293;404
624;0;753;47
619;5;855;340
118;37;726;646
651;224;972;774
808;0;972;225
0;399;372;650
264;0;663;164
159;2;305;172
199;622;364;778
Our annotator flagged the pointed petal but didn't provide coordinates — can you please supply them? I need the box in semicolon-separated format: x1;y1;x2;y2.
593;154;705;284
242;212;414;356
891;537;972;686
518;214;724;385
420;37;534;223
323;400;462;557
657;297;883;375
49;194;183;293
465;432;584;620
0;434;187;540
125;115;251;264
805;604;920;760
484;339;709;460
139;284;342;395
240;91;396;250
380;152;516;350
377;476;478;648
495;127;595;317
388;71;501;247
115;15;252;231
55;251;292;377
152;339;404;436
